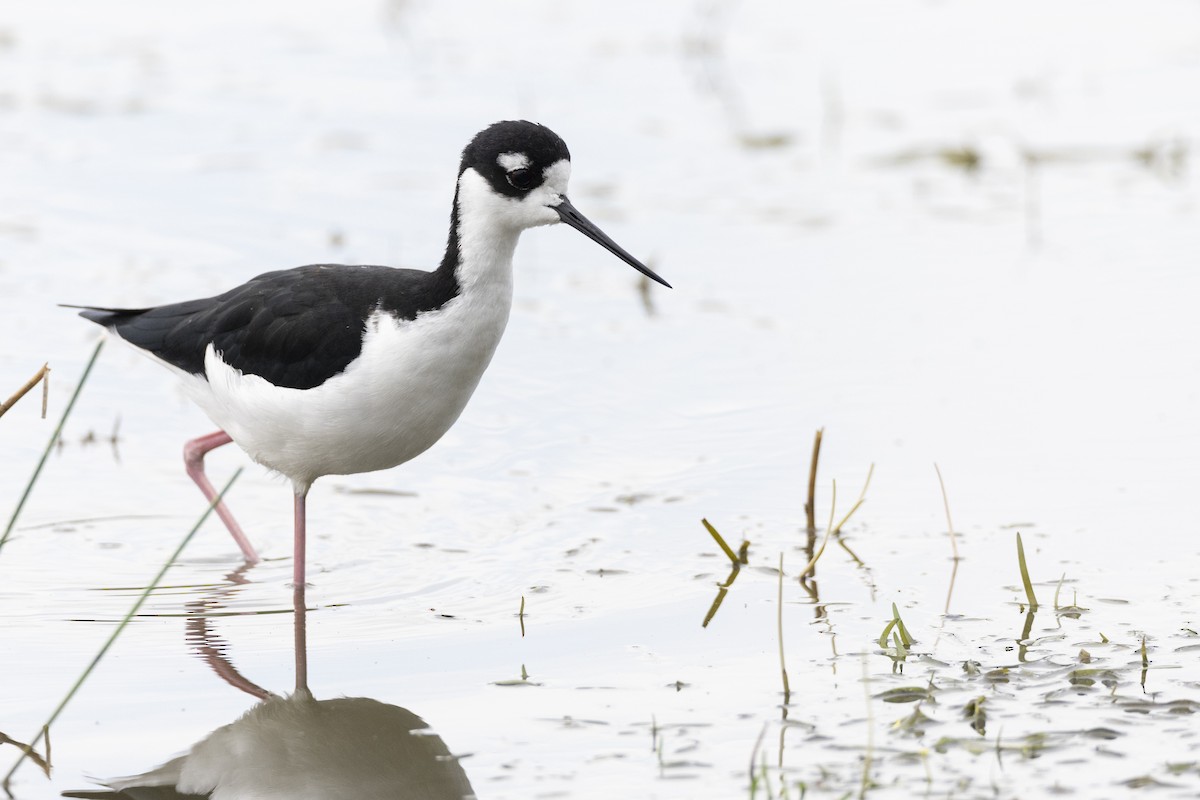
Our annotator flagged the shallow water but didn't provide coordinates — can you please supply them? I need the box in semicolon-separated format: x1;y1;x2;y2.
2;1;1200;798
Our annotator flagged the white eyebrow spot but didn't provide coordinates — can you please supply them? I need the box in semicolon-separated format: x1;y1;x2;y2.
497;152;530;171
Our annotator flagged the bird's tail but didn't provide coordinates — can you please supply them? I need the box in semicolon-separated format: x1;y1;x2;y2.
59;303;150;326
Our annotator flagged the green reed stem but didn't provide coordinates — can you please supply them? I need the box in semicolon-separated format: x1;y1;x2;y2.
1;341;104;556
702;518;740;565
1016;532;1038;611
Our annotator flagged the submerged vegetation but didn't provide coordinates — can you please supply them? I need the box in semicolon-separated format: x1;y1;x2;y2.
688;431;1200;798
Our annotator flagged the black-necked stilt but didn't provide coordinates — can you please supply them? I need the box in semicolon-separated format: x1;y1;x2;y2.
71;120;670;588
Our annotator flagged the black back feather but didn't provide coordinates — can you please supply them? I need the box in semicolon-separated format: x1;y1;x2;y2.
77;263;459;390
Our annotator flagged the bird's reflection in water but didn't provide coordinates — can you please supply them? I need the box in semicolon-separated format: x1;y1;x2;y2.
65;576;475;800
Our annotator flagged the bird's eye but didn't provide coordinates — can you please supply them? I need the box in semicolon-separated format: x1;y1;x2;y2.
506;168;536;190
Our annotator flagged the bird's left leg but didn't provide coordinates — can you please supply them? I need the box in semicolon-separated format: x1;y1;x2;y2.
184;430;260;562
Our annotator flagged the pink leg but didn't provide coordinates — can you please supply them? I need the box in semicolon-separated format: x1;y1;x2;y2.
293;490;307;589
184;430;260;562
292;491;312;697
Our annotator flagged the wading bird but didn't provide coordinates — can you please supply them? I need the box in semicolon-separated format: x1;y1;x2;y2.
72;120;670;587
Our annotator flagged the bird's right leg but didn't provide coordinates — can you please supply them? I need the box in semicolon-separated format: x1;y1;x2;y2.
292;489;311;698
184;430;260;563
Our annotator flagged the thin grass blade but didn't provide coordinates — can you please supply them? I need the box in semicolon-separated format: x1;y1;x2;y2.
1;341;104;556
1015;532;1039;611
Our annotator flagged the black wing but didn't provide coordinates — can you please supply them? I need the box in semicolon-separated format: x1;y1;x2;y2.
73;263;459;390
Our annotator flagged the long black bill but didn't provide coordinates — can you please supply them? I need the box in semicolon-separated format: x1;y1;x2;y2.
555;197;672;288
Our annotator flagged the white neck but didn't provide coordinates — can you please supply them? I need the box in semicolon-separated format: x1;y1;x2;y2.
453;168;522;294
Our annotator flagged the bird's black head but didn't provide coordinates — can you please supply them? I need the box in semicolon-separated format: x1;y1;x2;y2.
459;120;572;199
